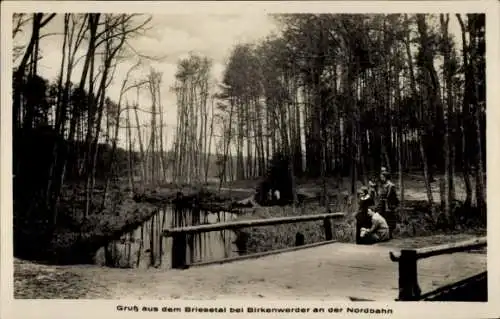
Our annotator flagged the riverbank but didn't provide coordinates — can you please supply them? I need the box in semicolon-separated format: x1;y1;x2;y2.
14;182;252;264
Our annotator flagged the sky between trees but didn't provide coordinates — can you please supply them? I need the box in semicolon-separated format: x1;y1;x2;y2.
13;14;278;149
12;13;464;154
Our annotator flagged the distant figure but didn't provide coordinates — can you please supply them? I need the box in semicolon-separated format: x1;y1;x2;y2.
377;170;399;239
255;179;272;206
273;189;281;203
368;180;378;200
359;207;390;244
355;186;375;244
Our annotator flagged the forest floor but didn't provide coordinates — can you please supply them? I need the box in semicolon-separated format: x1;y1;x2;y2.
217;172;476;204
14;232;486;300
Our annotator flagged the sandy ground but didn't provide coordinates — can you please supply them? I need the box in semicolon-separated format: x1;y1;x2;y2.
14;234;486;300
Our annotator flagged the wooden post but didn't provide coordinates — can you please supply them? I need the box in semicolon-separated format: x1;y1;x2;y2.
398;250;421;301
295;232;305;246
171;232;187;269
323;218;333;241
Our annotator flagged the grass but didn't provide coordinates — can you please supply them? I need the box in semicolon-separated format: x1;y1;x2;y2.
235;205;336;253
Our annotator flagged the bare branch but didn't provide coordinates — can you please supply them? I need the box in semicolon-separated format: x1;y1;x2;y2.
38;32;64;40
124;40;169;62
40;13;57;28
13;13;32;38
95;14;152;48
73;14;89;52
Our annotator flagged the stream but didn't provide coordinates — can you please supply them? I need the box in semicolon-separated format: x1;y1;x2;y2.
94;205;240;269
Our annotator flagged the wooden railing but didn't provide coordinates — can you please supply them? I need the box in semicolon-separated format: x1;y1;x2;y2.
389;236;487;301
163;212;346;269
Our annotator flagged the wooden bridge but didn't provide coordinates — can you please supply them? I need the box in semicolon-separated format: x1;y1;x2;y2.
161;213;487;301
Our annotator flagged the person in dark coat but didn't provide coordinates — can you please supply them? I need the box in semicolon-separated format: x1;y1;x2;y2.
377;170;399;239
355;186;375;244
368;179;378;201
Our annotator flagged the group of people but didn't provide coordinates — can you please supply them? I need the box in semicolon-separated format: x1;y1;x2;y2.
355;168;400;245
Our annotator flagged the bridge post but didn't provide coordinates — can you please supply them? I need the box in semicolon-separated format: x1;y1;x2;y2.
295;232;305;246
398;250;421;301
171;232;187;269
323;218;333;241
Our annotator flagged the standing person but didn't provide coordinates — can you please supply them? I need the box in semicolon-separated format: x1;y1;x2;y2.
377;170;399;239
355;186;375;244
368;180;378;201
273;188;281;204
359;207;390;244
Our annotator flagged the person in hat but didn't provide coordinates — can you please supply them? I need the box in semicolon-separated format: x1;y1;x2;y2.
377;169;399;239
355;186;375;244
359;206;390;244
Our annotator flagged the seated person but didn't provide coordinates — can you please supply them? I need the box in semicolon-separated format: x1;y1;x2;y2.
359;207;390;245
355;186;375;244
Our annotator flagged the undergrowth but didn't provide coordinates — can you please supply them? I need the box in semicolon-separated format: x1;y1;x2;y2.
236;199;486;254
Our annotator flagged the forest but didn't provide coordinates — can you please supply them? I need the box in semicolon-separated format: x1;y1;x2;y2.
12;13;486;261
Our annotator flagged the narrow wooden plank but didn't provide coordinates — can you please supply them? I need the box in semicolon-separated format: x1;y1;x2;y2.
414;237;487;260
163;212;345;236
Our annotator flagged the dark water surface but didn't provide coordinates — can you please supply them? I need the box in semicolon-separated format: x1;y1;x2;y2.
95;206;240;269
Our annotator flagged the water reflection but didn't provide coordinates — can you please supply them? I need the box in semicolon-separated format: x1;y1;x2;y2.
95;206;240;269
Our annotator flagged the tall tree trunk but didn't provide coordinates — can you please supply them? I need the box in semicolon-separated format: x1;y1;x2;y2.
404;14;434;206
126;105;134;192
219;100;235;191
14;13;55;129
394;55;405;205
205;97;215;183
440;14;454;225
456;14;473;208
468;14;486;216
134;99;146;184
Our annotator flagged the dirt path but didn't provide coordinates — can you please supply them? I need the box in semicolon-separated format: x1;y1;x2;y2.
14;234;486;300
